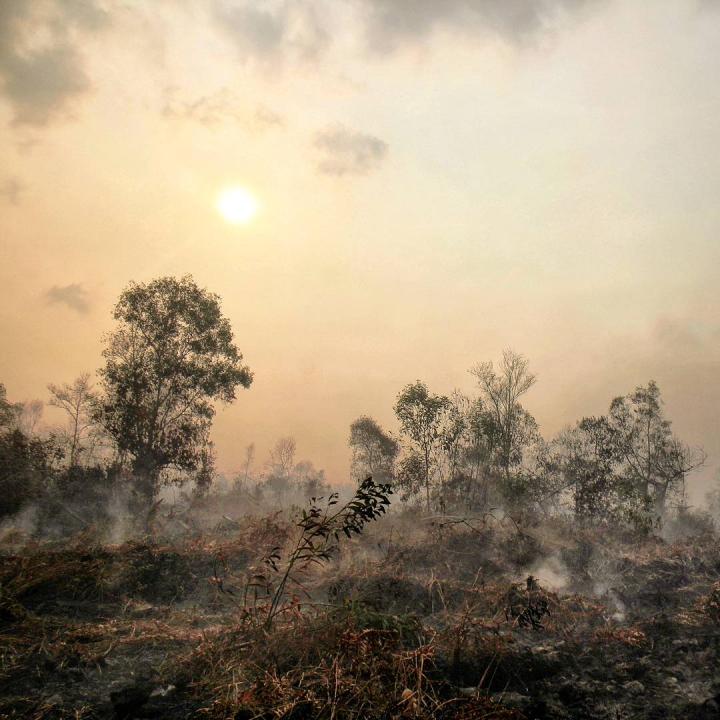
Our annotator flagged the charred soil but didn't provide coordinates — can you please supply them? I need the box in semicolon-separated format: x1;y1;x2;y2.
1;515;719;719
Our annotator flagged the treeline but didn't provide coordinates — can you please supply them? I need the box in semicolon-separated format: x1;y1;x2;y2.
0;274;712;537
349;350;707;532
0;275;254;532
0;274;338;535
230;437;332;506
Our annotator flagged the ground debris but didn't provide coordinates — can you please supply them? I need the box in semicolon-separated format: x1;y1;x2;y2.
505;575;551;629
1;517;719;719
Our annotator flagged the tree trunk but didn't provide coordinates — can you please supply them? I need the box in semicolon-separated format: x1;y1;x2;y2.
131;450;161;505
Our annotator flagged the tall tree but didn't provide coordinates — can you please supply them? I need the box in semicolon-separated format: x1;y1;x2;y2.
349;416;399;484
469;349;538;484
394;381;450;512
48;373;98;467
97;275;253;500
608;381;704;518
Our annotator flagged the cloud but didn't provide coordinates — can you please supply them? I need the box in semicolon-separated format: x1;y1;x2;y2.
356;0;596;52
213;1;329;65
0;177;23;205
0;0;107;126
45;284;91;314
314;125;388;176
649;315;720;366
162;87;285;131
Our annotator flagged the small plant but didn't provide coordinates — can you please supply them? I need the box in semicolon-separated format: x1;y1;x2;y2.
212;478;394;626
263;476;392;628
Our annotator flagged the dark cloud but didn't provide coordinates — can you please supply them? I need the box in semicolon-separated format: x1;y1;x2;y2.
213;1;329;64
356;0;596;52
0;0;107;126
45;284;91;314
208;0;600;66
0;177;23;205
314;125;388;176
162;87;284;131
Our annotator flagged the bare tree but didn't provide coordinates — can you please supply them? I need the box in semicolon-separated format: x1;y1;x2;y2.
469;349;538;484
261;437;298;503
269;436;297;479
240;442;256;489
18;399;44;436
48;373;97;467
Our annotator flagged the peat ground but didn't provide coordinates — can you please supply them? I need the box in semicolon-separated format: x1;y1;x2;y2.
1;510;719;719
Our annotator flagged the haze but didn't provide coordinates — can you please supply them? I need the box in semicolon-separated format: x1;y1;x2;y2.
1;0;719;501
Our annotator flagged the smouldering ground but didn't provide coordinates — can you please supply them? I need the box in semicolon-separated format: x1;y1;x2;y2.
1;512;719;719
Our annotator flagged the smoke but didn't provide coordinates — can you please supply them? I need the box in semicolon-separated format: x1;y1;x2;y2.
0;504;39;545
528;552;570;590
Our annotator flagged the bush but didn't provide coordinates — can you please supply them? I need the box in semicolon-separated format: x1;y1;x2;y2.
0;429;53;520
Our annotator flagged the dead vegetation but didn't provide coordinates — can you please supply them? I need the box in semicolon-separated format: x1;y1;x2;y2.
1;507;719;719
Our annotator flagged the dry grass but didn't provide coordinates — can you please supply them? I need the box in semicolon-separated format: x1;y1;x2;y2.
1;513;719;718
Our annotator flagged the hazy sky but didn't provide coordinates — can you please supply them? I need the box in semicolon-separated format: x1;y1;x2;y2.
1;0;719;500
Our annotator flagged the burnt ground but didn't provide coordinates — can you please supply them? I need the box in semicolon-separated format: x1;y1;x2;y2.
1;514;719;719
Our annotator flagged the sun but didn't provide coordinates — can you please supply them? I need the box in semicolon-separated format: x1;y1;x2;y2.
216;186;259;225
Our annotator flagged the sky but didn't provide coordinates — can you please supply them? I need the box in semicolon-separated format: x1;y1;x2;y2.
1;0;719;501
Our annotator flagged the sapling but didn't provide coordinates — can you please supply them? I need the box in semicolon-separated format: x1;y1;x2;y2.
264;476;392;628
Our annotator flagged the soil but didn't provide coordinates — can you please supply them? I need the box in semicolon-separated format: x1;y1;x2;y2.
1;518;719;719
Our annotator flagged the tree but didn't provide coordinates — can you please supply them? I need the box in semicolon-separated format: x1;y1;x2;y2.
97;275;253;501
18;400;44;436
0;383;52;519
469;349;538;485
438;391;469;487
293;460;332;500
555;416;623;522
192;442;216;498
457;398;497;510
394;381;450;512
263;436;297;502
608;381;704;519
0;383;21;430
234;442;256;492
0;429;51;519
268;436;297;478
48;373;98;467
349;416;399;484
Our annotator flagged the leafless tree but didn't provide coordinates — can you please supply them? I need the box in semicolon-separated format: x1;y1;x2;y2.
18;399;44;436
470;349;538;483
241;442;256;488
48;373;98;467
269;436;297;479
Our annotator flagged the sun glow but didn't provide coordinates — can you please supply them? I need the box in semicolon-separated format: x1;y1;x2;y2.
216;186;259;225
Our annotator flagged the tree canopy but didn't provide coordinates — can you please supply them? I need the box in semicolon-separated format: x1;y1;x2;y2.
97;275;252;498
